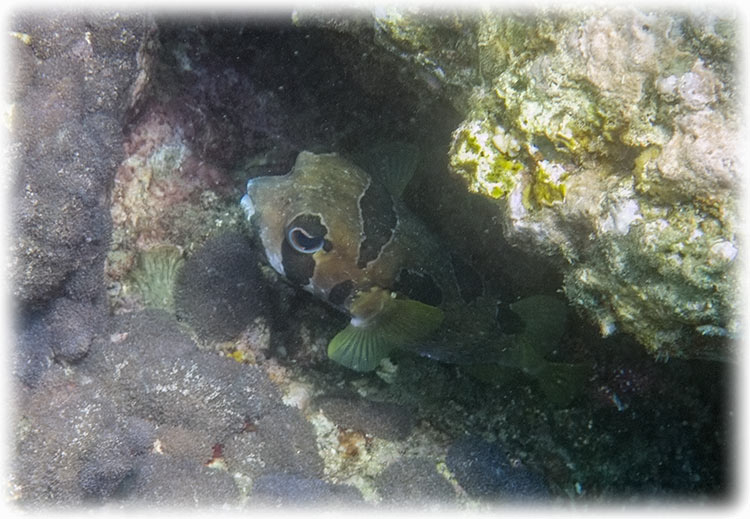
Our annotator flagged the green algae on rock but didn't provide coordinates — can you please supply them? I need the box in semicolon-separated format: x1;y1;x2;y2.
449;119;524;200
345;7;740;361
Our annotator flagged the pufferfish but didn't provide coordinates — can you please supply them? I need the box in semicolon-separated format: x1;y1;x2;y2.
241;145;585;405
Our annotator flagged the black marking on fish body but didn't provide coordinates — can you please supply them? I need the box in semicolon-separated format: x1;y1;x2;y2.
328;279;355;307
357;177;397;269
393;268;443;307
281;239;316;287
449;253;484;303
281;213;328;287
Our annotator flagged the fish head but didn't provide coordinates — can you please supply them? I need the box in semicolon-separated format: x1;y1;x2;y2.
242;151;386;307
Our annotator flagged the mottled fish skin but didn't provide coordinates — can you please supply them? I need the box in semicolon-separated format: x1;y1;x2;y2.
243;151;476;317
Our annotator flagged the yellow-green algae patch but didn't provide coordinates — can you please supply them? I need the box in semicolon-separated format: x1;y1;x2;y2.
523;160;568;210
450;119;525;200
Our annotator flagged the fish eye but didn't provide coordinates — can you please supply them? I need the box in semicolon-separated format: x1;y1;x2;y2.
287;226;325;254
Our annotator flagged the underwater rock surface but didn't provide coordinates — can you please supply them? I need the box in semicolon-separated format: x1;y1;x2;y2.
9;13;147;307
375;457;457;506
446;436;549;500
250;473;363;507
9;13;149;394
301;8;740;360
13;310;325;505
314;393;417;441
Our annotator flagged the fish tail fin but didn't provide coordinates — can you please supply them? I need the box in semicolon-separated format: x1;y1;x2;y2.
511;295;588;406
509;295;568;351
532;359;589;407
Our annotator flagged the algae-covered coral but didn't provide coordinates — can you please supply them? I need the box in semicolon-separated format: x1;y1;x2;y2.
364;7;740;360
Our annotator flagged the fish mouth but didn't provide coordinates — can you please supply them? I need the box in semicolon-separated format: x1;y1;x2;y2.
241;178;260;219
240;193;255;219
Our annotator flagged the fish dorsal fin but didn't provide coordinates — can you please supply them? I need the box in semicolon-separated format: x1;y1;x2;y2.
496;295;567;372
328;288;444;372
356;142;419;198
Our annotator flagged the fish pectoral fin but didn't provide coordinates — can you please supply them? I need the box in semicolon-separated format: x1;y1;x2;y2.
328;292;444;372
327;325;397;372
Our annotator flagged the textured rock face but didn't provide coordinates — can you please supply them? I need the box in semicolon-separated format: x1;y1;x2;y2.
314;393;417;441
250;473;362;507
375;457;457;505
445;436;549;500
9;13;148;307
13;309;326;505
335;8;740;360
9;13;150;381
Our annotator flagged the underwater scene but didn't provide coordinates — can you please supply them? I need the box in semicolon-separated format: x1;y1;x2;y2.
6;7;740;511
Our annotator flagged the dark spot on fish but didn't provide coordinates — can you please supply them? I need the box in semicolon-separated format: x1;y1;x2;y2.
357;179;396;269
328;280;355;306
394;268;443;306
281;239;316;287
496;303;525;335
450;253;484;303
